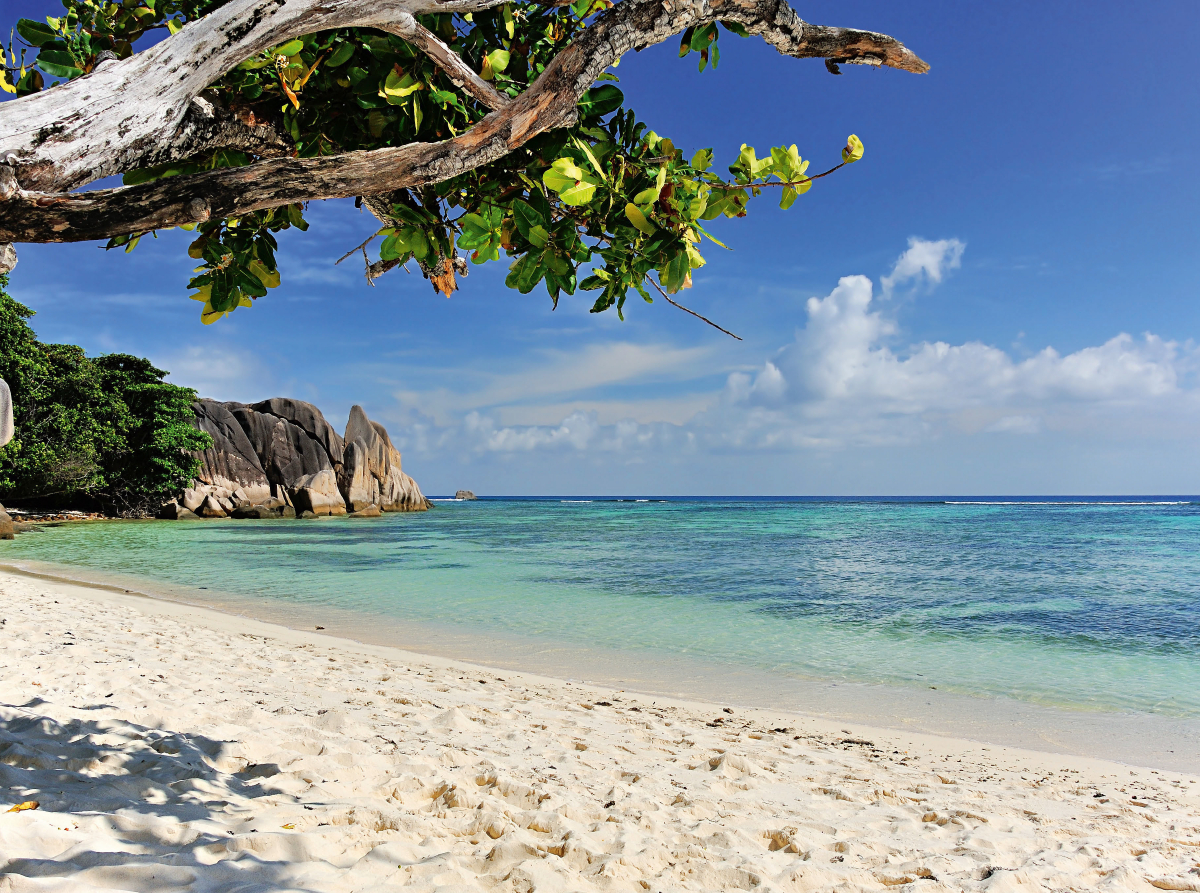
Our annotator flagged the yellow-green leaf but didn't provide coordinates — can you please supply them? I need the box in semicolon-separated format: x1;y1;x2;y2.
543;157;585;192
382;71;423;98
634;186;660;207
558;176;599;206
624;202;656;235
248;260;280;289
842;134;864;163
481;49;510;81
527;225;549;247
274;39;304;58
200;301;225;324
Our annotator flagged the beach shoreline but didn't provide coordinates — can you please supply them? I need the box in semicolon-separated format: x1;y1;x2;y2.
2;557;1198;776
2;568;1199;891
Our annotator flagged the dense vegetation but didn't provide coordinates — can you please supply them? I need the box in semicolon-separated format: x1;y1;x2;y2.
0;275;211;515
2;0;884;330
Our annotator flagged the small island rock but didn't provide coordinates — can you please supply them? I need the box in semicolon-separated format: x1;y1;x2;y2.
455;490;477;500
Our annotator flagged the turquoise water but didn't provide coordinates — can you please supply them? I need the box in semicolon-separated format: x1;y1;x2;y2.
5;497;1199;718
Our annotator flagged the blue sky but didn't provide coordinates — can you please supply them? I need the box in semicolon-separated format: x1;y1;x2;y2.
5;0;1200;495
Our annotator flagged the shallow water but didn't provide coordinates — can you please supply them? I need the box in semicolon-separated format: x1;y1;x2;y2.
6;497;1199;724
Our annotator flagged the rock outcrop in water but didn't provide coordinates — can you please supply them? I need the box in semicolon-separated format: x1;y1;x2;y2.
165;399;430;519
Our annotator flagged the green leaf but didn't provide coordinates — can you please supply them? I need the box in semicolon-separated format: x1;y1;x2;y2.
327;42;355;67
15;69;44;97
634;186;660;207
542;249;570;276
505;253;544;294
624;203;656;235
511;200;545;239
678;27;695;57
408;228;430;261
286;204;309;231
380;233;407;260
577;84;623;118
526;225;549;248
16;19;57;46
660;250;690;293
274;39;304;57
719;20;750;37
690;148;713;171
842;134;864;163
695;223;729;249
36;51;82;79
460;212;491;233
689;23;717;51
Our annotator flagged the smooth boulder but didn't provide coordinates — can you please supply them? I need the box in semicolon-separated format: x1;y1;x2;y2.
0;501;13;539
231;505;278;519
251;398;345;469
191;399;272;504
290;469;347;516
228;404;331;487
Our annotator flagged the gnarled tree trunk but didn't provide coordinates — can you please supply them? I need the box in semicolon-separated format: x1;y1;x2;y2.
0;0;926;270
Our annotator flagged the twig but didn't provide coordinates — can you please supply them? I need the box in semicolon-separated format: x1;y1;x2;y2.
648;276;741;340
335;232;379;265
715;160;848;191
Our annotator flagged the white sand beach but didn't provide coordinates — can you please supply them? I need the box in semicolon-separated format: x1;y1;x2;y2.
1;569;1198;893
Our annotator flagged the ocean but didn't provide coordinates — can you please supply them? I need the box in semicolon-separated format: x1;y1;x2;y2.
5;496;1199;762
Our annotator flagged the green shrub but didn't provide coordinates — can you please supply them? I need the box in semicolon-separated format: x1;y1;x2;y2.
0;275;212;515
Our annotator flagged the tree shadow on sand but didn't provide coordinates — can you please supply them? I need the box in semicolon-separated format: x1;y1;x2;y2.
0;697;332;892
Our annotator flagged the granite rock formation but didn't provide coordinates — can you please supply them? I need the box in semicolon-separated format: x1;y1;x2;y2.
0;378;12;447
455;490;477;500
164;398;430;519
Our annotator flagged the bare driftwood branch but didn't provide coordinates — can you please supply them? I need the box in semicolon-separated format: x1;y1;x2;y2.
0;0;926;245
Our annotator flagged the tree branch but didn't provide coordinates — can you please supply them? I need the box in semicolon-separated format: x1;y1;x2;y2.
0;0;927;244
0;0;521;192
648;275;742;340
377;12;512;111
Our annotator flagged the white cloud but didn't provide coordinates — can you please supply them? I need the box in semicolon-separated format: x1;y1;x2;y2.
880;237;965;299
984;415;1041;434
157;345;282;402
385;238;1200;459
389;340;715;426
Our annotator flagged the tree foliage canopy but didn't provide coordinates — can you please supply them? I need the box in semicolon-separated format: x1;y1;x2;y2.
0;277;212;514
0;0;923;331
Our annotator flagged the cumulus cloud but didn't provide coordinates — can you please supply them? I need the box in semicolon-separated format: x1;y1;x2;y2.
880;237;965;299
390;238;1200;458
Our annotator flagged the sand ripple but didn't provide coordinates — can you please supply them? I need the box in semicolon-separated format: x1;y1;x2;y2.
1;572;1198;892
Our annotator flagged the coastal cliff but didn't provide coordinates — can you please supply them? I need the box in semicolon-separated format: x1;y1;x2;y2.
163;399;430;519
